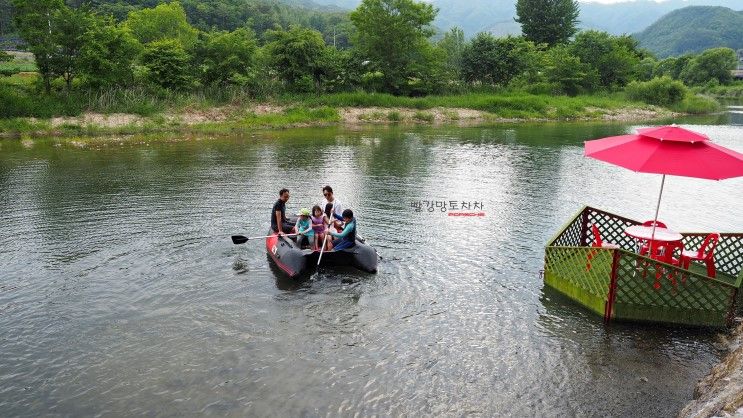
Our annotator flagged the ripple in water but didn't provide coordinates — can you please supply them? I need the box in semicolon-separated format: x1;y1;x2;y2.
1;123;741;415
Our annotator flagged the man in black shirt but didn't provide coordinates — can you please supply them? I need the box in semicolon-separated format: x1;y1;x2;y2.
271;188;294;235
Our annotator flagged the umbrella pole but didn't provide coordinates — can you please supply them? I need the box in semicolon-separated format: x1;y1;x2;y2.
649;174;666;257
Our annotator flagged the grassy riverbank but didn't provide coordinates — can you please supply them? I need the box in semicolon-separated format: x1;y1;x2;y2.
0;72;721;138
694;81;743;99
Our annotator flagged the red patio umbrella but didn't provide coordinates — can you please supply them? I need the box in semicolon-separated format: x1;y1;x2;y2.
584;125;743;245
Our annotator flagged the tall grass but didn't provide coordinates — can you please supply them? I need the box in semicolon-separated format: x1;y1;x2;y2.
696;82;743;99
84;86;257;115
0;81;261;118
0;84;85;118
285;91;643;119
669;95;721;114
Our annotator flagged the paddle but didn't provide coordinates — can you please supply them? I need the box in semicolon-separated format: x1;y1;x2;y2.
317;203;335;267
231;233;297;245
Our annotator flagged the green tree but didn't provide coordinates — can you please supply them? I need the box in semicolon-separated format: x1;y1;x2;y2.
515;0;579;47
350;0;438;94
13;0;94;92
195;28;257;86
318;47;363;93
265;26;327;92
571;30;642;89
542;45;598;95
12;0;64;92
0;50;10;63
79;18;142;88
635;57;657;82
125;1;198;47
654;55;693;80
140;39;193;90
437;26;465;80
461;33;539;86
49;5;94;90
680;47;737;85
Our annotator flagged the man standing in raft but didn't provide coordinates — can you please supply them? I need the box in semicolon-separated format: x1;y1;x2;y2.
271;188;293;235
328;209;357;251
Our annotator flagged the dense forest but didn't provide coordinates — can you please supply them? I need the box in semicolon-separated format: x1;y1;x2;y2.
0;0;353;47
0;0;739;120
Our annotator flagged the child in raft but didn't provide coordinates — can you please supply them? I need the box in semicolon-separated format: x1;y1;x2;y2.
292;208;314;249
310;205;330;251
328;209;357;251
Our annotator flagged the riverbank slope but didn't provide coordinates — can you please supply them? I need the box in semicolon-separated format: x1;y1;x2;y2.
679;322;743;418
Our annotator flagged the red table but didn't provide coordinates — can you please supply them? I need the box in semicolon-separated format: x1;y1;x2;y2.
625;225;686;289
625;225;683;264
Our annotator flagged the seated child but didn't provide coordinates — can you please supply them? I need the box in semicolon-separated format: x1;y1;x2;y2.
292;208;314;249
310;205;330;251
328;209;357;251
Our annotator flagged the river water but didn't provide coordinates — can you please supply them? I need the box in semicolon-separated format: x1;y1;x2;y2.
1;109;742;416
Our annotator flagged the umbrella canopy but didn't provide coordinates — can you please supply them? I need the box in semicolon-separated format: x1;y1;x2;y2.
585;126;743;180
584;125;743;248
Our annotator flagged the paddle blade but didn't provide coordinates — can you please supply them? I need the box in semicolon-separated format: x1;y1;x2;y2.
231;235;249;244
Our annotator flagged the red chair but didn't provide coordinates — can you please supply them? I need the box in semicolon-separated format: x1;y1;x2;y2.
591;224;619;249
680;233;720;278
587;224;619;271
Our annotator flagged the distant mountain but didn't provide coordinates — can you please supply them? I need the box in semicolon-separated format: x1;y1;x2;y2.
578;0;742;35
307;0;743;37
305;0;358;8
634;6;743;57
280;0;346;12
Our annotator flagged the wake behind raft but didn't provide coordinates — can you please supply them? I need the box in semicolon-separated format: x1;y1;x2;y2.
265;230;378;278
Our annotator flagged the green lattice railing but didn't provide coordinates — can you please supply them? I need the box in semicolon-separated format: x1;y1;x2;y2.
545;206;743;327
611;251;737;326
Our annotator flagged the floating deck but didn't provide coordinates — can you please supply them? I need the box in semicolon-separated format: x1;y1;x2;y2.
544;206;743;327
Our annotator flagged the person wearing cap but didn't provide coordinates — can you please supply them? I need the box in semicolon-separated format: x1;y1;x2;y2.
292;208;314;249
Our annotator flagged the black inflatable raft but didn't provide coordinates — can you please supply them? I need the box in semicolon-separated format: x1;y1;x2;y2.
265;230;378;278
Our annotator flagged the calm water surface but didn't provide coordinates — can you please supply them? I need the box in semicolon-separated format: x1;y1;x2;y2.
1;111;742;416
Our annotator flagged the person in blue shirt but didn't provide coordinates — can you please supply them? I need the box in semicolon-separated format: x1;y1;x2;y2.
292;208;314;249
328;209;357;251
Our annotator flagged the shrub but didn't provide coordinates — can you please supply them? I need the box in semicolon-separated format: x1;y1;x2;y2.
670;95;720;114
625;76;687;106
413;111;434;122
523;82;558;95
